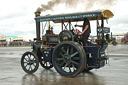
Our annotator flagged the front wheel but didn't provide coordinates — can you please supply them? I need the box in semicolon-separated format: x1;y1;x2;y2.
21;51;39;74
52;41;86;77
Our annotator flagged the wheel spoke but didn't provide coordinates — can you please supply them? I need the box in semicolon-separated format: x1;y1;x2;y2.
60;61;65;67
30;65;33;70
30;54;31;59
24;58;28;62
71;60;79;65
72;57;79;60
61;48;66;54
72;64;76;70
66;47;69;55
27;54;31;60
70;47;73;55
44;61;46;66
32;63;36;67
46;62;48;66
68;64;71;72
57;58;64;61
64;63;68;69
25;64;28;68
33;60;36;63
24;61;28;63
71;52;78;57
28;65;32;71
59;52;64;58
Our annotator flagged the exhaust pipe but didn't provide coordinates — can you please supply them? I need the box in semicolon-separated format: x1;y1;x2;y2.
35;12;41;42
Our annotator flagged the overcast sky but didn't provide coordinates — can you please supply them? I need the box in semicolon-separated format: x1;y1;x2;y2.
0;0;128;40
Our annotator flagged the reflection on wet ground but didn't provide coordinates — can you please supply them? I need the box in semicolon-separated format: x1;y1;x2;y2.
0;46;128;85
21;69;104;85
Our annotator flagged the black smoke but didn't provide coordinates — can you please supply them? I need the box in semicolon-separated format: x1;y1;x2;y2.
36;0;116;12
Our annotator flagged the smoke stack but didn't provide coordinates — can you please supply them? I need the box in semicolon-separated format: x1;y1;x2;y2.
35;12;41;42
35;11;41;17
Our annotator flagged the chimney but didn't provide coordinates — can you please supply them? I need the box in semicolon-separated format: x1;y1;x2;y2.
35;12;41;42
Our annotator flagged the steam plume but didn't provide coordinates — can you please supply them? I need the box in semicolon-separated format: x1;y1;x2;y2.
36;0;80;12
36;0;116;12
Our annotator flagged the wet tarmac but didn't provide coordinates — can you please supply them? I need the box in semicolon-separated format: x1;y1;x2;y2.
0;45;128;85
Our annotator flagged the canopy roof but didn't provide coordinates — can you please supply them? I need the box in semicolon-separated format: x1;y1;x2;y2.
35;9;114;23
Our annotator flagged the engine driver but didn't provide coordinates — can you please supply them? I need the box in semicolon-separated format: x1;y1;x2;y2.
75;18;91;45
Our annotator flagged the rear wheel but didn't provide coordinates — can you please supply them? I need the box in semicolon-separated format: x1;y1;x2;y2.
21;51;39;73
52;41;86;77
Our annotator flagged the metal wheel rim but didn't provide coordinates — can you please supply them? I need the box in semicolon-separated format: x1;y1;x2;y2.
21;52;39;73
53;42;85;76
